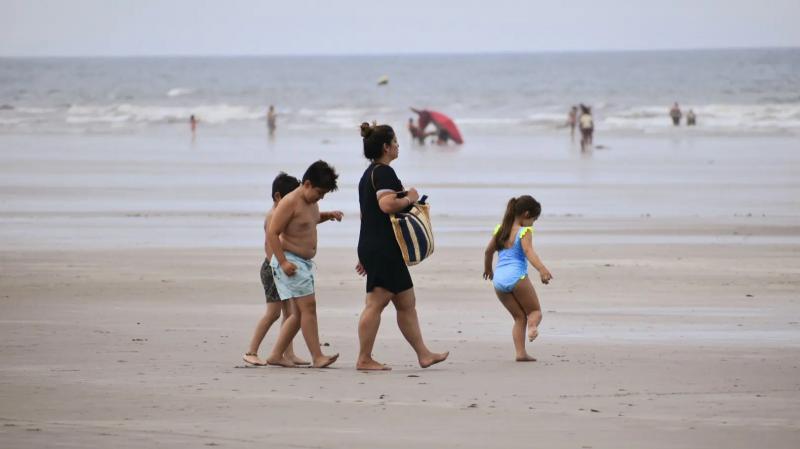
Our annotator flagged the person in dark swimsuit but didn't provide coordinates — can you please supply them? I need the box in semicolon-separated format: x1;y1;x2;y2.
354;122;449;371
436;127;451;145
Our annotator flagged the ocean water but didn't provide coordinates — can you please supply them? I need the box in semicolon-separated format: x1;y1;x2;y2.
2;129;799;250
1;49;800;135
1;49;799;250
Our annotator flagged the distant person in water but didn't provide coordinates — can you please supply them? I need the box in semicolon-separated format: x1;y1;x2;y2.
567;106;578;140
408;118;425;145
190;114;197;133
670;102;682;126
435;126;453;145
686;109;696;126
267;105;277;135
578;105;594;152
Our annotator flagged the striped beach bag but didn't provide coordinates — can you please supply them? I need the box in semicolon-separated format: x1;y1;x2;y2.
371;167;435;266
390;196;434;266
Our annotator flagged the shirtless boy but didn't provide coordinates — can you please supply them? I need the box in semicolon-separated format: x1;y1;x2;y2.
242;172;309;367
266;160;342;368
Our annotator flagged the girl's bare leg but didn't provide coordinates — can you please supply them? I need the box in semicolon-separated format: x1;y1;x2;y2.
512;277;543;342
496;289;536;361
243;302;282;365
357;287;393;370
392;288;449;368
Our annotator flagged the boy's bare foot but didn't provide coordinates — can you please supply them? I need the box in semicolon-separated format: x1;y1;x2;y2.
287;354;310;365
419;351;449;368
266;355;297;368
356;358;392;371
528;325;539;342
243;353;266;366
312;353;339;368
516;354;537;362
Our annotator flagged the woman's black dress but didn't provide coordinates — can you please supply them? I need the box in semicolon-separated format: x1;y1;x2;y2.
357;162;413;293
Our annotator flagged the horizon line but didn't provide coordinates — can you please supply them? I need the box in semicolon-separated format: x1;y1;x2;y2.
1;45;798;59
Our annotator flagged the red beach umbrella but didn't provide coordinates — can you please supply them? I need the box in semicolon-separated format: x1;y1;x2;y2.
411;108;464;144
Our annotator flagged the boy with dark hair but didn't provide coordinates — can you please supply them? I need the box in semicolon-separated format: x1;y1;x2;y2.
301;159;339;192
266;160;342;368
243;172;310;366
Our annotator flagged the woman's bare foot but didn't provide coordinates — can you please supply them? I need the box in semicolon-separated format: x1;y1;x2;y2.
243;353;266;366
266;355;297;368
516;354;537;362
527;324;539;342
287;354;310;365
356;358;392;371
419;351;449;368
312;353;339;368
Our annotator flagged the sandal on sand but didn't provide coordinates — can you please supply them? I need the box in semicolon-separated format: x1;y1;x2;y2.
243;352;267;366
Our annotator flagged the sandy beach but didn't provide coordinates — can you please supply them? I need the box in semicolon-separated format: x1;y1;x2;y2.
2;121;800;449
2;226;800;447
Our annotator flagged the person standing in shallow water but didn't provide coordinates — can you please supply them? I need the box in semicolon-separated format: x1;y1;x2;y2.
578;105;594;152
354;122;449;371
686;109;697;126
267;105;277;135
567;106;578;141
670;102;682;126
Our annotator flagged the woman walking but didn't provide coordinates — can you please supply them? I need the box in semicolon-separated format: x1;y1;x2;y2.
355;122;449;371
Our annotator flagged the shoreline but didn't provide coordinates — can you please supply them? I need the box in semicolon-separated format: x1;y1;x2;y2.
3;123;800;138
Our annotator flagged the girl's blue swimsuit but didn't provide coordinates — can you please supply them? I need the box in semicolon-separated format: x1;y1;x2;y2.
492;225;533;293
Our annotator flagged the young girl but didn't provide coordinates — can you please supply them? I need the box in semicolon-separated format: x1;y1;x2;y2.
483;195;553;361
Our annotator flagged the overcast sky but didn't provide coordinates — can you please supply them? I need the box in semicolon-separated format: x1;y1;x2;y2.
2;0;799;56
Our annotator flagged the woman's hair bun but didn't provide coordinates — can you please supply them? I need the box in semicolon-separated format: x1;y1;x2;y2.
360;122;373;138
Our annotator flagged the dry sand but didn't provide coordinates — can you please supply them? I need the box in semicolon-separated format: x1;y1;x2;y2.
2;220;799;448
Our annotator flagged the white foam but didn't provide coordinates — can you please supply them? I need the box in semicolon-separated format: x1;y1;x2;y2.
602;103;800;132
64;103;264;125
0;117;27;125
5;101;800;134
16;107;60;114
456;117;526;127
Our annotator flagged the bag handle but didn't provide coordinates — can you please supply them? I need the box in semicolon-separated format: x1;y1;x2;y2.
369;163;380;192
371;163;427;206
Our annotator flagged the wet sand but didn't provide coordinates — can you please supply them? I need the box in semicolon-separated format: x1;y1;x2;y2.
1;129;800;447
1;235;799;448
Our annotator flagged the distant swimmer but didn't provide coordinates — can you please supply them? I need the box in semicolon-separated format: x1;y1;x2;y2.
190;114;197;133
408;117;426;145
267;105;277;135
686;109;696;126
670;102;682;126
578;104;594;152
567;106;578;141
